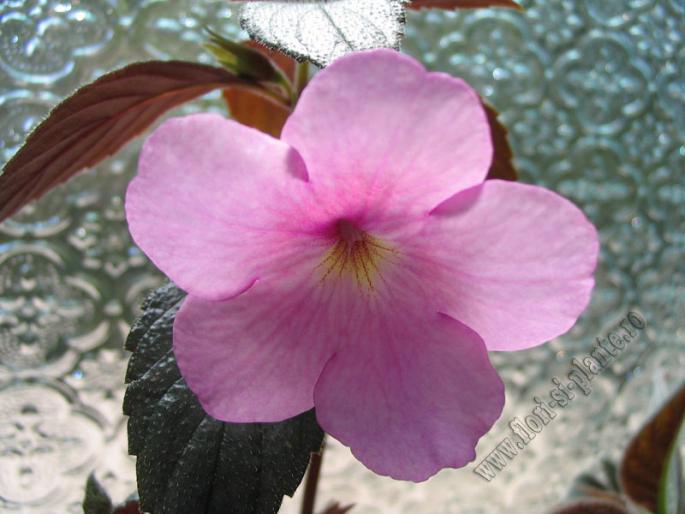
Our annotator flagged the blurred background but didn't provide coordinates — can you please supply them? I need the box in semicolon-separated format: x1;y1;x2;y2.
0;0;683;512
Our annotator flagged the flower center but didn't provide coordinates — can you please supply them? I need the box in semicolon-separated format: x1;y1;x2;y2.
318;219;395;291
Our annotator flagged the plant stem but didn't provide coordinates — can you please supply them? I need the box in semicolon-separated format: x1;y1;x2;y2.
293;60;310;105
300;439;326;514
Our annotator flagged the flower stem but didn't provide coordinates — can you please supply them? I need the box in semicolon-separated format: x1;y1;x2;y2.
300;438;325;514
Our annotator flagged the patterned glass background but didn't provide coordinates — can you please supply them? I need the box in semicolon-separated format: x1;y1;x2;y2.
0;0;683;512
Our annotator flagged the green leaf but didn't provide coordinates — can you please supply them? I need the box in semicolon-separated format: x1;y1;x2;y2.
83;474;113;514
620;383;685;513
658;412;685;514
124;283;324;514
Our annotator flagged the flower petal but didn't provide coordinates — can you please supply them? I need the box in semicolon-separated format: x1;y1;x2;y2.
314;312;504;482
281;49;492;216
126;113;313;301
173;256;361;422
425;180;599;351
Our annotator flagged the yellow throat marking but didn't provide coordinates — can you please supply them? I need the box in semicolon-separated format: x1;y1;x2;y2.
318;220;396;291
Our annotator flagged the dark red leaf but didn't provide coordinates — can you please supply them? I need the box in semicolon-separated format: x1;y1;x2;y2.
205;35;297;137
0;61;246;221
620;383;685;513
205;28;284;82
483;102;517;181
223;88;291;138
113;500;140;514
548;499;629;514
409;0;521;10
243;40;297;83
222;41;296;138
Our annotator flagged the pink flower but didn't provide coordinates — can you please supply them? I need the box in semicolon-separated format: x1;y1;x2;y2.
125;49;598;481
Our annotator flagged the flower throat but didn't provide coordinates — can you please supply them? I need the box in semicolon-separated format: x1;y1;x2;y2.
318;219;395;291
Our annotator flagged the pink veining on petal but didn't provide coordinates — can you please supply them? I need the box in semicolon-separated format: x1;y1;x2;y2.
418;180;599;351
125;113;316;301
313;305;505;482
282;48;493;219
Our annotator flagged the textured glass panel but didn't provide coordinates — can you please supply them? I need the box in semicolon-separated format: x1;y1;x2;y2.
0;0;683;512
